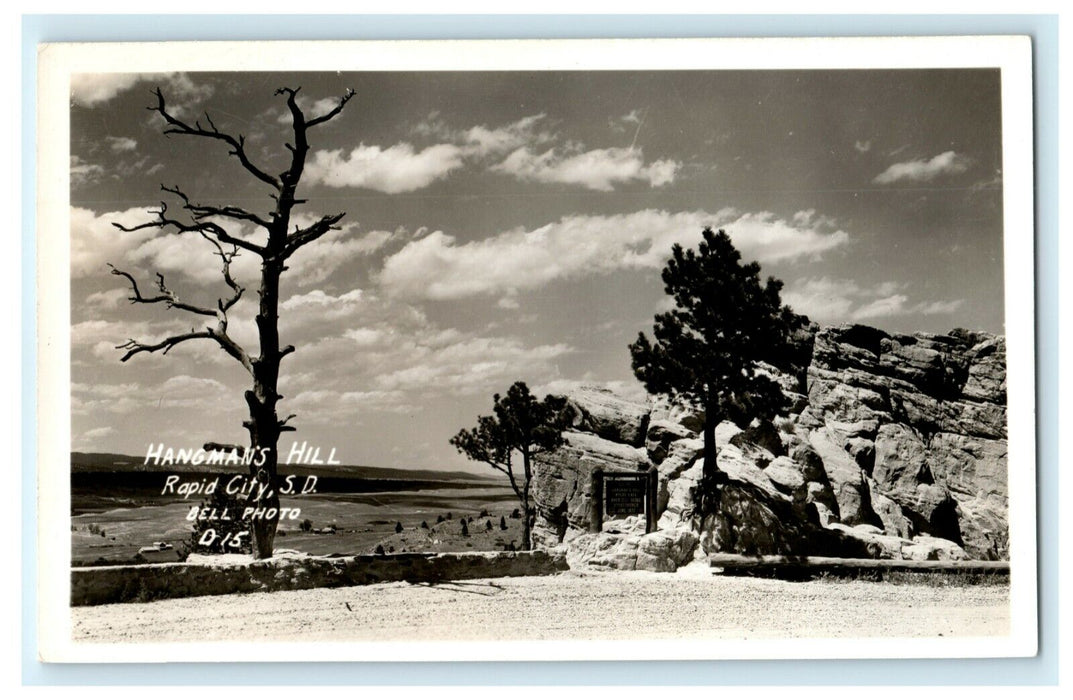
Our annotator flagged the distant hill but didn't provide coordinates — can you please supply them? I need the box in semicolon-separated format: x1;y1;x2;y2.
71;452;503;483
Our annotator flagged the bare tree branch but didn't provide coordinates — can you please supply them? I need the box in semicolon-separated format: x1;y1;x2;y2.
110;227;253;376
149;87;281;191
113;197;266;257
116;325;254;375
195;231;245;314
203;442;246;454
283;212;346;257
306;88;356;128
151;184;272;232
116;330;214;361
108;264;218;317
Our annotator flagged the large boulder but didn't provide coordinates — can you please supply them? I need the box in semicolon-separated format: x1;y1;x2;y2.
807;426;880;527
566;529;697;572
531;430;650;547
872;423;960;542
566;386;650;447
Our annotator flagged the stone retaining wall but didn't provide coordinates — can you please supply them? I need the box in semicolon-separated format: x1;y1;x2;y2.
71;550;568;606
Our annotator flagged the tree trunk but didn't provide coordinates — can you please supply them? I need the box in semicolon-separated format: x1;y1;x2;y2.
246;255;285;559
698;402;721;516
521;451;533;550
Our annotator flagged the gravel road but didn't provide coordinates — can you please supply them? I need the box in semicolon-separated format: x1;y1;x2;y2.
71;565;1008;643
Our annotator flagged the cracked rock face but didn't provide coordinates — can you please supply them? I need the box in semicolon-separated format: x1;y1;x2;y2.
531;324;1008;566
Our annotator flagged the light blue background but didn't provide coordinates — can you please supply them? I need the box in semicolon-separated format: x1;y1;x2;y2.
22;13;1059;686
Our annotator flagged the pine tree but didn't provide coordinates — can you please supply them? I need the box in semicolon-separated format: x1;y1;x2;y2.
629;227;799;514
450;382;574;550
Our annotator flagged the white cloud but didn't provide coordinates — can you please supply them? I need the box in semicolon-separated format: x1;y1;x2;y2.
461;114;551;158
70;156;105;187
71;72;213;108
83;288;130;311
275;287;574;411
783;276;964;324
284;219;396;285
851;294;909;320
413;113;553;159
71;74;142;106
71;317;199;362
493;146;679;191
280;289;367;321
873;151;972;184
105;136;138;152
781;277;860;321
373;336;571;395
304;143;465;193
313;114;673;193
913;299;965;315
854;140;872;153
379;208;849;301
80;426;116;440
71;375;235;415
71;206;161;278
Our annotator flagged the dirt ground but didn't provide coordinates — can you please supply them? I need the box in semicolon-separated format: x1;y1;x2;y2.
71;563;1009;644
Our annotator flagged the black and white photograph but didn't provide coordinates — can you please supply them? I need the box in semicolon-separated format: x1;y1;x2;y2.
36;37;1037;662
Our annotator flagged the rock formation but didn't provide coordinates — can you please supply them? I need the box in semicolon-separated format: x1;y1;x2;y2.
532;324;1007;571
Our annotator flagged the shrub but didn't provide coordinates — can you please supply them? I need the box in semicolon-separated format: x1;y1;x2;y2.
421;520;429;529
479;508;489;518
374;544;385;555
436;514;445;523
395;521;403;534
485;520;493;531
500;516;508;530
511;508;521;519
447;511;453;520
299;518;313;532
461;519;469;536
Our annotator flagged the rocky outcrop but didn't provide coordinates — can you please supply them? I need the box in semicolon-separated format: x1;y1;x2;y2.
532;324;1008;568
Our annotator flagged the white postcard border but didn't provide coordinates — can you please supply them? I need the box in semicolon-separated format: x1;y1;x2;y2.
37;36;1038;663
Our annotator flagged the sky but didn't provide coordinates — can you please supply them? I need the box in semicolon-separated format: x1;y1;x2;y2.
68;69;1006;470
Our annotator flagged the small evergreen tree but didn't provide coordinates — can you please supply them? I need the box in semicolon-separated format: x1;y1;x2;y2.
460;519;469;536
450;381;574;550
395;521;403;534
500;516;508;530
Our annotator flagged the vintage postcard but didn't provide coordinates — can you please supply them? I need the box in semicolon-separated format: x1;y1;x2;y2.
36;37;1036;662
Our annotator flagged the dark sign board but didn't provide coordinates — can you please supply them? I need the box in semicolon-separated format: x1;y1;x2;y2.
605;476;647;516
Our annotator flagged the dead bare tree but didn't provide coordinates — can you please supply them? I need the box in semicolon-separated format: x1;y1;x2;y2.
110;86;354;558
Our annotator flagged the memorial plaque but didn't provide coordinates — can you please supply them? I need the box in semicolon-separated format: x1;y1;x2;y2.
604;476;647;516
